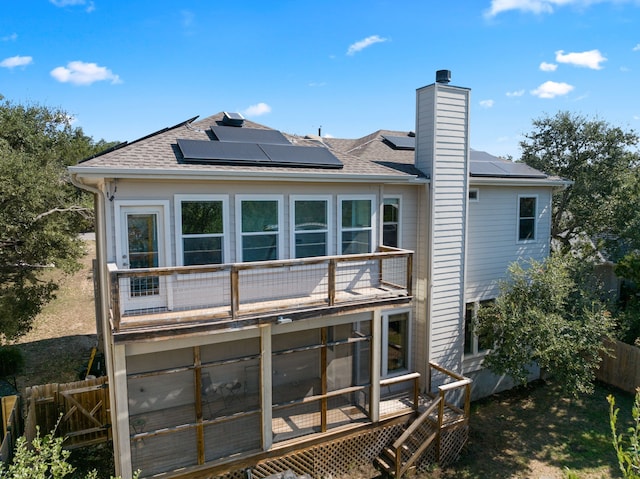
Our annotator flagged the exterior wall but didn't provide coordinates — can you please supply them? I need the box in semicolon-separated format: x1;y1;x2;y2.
465;185;552;301
416;82;470;381
103;179;421;267
463;184;552;388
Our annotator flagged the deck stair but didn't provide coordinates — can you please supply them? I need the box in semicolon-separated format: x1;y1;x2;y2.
374;362;472;478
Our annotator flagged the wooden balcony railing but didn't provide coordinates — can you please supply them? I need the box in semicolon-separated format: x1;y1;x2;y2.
108;247;413;332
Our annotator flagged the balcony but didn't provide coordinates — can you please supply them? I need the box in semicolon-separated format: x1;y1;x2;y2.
108;246;413;336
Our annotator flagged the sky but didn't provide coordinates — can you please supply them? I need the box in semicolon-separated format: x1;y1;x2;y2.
1;0;639;159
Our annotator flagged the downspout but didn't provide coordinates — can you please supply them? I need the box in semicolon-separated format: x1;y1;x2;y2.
70;173;124;477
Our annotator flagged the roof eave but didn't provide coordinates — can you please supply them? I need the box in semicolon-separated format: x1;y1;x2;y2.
68;166;428;184
469;176;572;188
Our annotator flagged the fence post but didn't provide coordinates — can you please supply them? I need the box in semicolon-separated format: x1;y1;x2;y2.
328;259;336;306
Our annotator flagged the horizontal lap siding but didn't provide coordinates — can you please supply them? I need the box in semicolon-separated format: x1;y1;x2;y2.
465;187;552;301
417;84;470;376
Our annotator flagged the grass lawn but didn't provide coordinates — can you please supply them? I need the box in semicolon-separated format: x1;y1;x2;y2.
430;380;635;479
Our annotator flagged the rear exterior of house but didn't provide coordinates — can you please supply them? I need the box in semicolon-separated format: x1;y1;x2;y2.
69;73;566;478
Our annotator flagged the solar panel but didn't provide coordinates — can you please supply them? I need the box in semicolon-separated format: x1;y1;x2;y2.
177;139;270;163
470;160;547;178
382;135;415;150
177;139;343;169
260;144;343;168
211;125;291;145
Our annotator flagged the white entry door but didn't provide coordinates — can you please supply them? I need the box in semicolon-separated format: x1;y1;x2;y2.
116;203;169;313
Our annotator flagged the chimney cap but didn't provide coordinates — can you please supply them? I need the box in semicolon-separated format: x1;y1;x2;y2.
435;70;451;84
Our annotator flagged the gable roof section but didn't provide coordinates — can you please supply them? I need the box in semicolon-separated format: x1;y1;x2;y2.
73;114;421;181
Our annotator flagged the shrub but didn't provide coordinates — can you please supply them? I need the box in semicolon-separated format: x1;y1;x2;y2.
608;390;640;478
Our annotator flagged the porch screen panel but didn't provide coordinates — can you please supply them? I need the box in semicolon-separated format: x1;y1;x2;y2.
131;428;198;477
204;413;261;462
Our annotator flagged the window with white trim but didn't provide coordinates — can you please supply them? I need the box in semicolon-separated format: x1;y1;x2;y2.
237;196;283;262
175;196;228;266
464;300;493;356
468;188;479;202
382;196;401;248
381;310;410;377
291;196;331;258
518;195;537;241
338;196;375;254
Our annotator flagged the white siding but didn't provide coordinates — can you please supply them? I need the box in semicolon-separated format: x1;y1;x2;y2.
416;83;470;376
465;186;552;301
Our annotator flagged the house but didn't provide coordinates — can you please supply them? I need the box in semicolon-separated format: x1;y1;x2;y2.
69;71;567;479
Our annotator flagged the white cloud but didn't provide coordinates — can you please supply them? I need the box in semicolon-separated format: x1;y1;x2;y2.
531;80;574;98
0;55;33;68
633;44;640;51
50;0;94;12
50;61;121;85
540;61;557;71
242;102;271;117
308;82;327;87
485;0;626;17
479;99;495;108
555;49;606;69
346;35;388;56
506;89;525;97
2;33;17;42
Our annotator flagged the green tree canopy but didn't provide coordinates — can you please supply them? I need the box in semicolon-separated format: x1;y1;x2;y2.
520;111;640;256
477;253;614;396
0;96;116;342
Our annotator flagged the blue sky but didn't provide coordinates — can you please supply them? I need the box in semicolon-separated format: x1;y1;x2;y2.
1;0;639;159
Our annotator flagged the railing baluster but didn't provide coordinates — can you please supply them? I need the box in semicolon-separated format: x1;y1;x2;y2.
328;259;336;306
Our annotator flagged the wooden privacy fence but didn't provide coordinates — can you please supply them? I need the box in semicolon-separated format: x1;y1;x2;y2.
597;339;640;394
24;376;110;449
1;395;21;463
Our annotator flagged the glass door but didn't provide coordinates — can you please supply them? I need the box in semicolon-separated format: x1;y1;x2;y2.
117;205;168;313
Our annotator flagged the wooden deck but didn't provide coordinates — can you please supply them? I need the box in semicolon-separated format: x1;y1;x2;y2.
108;247;414;337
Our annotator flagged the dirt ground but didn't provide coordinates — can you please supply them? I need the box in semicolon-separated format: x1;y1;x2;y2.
11;240;99;393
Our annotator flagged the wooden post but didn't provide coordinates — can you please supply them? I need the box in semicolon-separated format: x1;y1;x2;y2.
413;375;419;412
437;389;445;463
260;324;273;451
231;267;239;320
406;253;413;296
321;327;328;432
109;269;121;331
370;311;381;422
193;347;205;465
328;259;336;306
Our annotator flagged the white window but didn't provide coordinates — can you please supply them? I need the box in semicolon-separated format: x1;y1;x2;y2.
381;310;411;377
175;195;228;266
464;300;493;357
338;195;375;254
290;196;332;258
236;195;283;262
382;196;401;248
518;195;537;241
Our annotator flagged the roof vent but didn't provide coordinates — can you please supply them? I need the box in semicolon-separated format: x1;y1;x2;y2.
222;112;245;127
435;70;451;84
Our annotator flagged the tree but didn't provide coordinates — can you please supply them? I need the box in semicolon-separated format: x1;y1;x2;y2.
520;111;640;255
0;96;116;342
476;253;614;396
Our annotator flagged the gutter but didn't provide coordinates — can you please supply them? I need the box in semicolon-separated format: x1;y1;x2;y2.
469;176;572;188
68;166;429;185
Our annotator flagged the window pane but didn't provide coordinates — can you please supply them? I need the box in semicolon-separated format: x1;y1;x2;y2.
242;201;278;233
295;232;327;258
387;313;408;373
519;197;536;218
295;200;327;230
242;234;277;262
342;200;371;228
342;230;371;254
464;303;474;355
519;219;535;241
182;201;223;235
383;198;398;223
183;237;222;265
